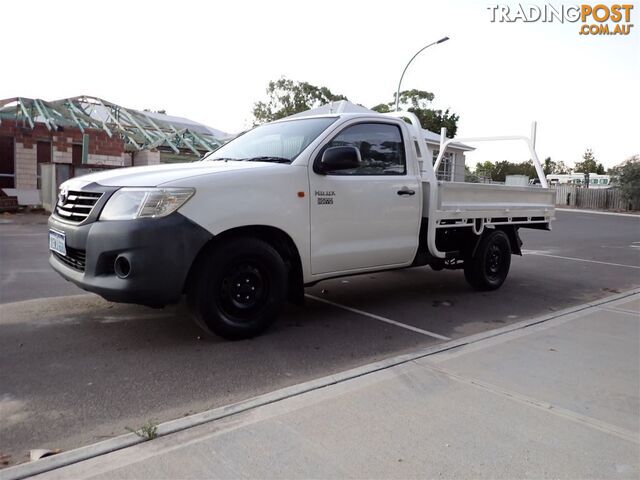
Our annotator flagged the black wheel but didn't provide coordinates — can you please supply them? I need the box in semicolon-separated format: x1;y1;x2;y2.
464;229;511;291
187;237;287;340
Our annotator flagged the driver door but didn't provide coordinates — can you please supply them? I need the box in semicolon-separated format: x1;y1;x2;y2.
309;121;421;275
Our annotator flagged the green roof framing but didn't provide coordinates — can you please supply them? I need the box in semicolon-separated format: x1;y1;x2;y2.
0;95;223;158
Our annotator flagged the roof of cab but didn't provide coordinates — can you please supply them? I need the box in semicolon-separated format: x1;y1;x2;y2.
284;100;474;151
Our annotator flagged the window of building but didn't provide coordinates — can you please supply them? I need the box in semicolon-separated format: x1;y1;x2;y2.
323;123;406;175
432;150;456;181
72;144;83;166
0;136;15;189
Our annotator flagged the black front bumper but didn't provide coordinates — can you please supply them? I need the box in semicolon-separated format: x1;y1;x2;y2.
48;213;212;307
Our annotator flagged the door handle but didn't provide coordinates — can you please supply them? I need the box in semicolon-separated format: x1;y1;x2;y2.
397;188;416;196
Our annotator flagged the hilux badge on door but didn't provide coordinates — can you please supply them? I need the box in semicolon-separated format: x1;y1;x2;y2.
315;190;335;205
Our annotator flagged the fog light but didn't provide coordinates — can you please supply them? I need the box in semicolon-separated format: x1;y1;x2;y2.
114;255;131;279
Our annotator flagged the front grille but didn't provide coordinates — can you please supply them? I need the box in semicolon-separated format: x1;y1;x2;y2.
55;190;103;223
53;247;87;272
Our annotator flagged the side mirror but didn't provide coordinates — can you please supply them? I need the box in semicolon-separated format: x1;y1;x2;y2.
316;146;361;174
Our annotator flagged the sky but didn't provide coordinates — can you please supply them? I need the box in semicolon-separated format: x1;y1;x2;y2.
2;0;638;169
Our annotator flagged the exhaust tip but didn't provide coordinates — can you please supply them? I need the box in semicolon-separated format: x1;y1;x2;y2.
114;255;131;279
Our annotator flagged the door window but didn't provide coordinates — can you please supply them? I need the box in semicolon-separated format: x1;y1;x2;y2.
322;123;406;175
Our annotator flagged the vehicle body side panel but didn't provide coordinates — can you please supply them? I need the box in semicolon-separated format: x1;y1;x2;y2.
429;181;556;216
308;174;422;274
170;165;314;280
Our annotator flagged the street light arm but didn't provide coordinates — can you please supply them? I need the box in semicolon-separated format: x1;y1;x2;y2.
394;37;449;112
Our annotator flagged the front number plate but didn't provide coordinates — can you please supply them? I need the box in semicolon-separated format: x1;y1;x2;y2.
49;230;67;256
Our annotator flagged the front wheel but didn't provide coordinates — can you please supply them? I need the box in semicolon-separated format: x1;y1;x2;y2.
187;237;287;340
464;229;512;291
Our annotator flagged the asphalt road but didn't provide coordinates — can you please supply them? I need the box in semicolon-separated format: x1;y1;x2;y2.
0;209;638;467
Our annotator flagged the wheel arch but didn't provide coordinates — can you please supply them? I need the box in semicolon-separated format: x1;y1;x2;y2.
184;225;305;304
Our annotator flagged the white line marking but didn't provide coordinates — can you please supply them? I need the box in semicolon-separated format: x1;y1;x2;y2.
305;294;451;340
600;306;640;316
556;208;640;218
524;251;640;270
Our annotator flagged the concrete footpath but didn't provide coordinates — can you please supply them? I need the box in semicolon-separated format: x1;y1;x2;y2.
5;291;639;479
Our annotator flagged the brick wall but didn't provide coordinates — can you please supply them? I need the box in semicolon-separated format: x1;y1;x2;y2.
14;142;37;189
0;120;126;165
0;119;131;189
87;153;127;166
133;150;160;166
53;148;72;164
48;129;125;159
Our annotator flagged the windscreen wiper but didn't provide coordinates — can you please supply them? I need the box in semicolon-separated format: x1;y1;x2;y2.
241;156;291;164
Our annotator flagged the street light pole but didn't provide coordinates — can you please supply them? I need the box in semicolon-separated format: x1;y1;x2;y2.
394;37;450;111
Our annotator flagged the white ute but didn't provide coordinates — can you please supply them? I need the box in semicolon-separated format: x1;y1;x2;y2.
48;104;555;339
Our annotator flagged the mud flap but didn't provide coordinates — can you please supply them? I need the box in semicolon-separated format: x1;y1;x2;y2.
498;226;523;256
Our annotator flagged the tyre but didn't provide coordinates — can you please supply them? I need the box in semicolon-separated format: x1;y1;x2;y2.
187;237;287;340
464;229;511;291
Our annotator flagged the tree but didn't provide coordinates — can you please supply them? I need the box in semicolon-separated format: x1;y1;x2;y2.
475;161;494;171
611;154;640;205
543;157;571;175
252;77;347;125
490;160;537;182
474;161;495;182
464;165;479;183
474;160;538;182
574;149;605;174
371;90;460;137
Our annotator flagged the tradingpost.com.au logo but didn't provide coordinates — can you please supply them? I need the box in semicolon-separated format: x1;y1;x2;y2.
487;3;634;35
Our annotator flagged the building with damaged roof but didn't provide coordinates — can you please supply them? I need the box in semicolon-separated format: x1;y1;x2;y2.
0;96;227;203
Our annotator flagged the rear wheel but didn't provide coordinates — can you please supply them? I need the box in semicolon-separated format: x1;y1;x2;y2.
187;237;287;340
464;229;511;291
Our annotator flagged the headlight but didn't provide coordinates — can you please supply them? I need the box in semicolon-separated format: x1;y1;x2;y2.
100;188;195;221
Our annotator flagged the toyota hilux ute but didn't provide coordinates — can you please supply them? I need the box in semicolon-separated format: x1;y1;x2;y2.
48;108;555;339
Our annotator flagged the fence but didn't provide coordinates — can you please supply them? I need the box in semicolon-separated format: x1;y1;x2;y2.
551;185;639;211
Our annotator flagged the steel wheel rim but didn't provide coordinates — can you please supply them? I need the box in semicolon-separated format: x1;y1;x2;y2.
486;243;503;279
219;261;269;319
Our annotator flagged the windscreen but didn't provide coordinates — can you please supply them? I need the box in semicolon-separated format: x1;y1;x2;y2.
204;117;338;164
